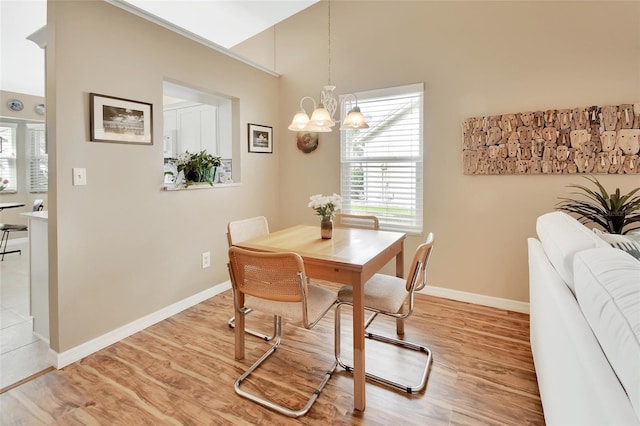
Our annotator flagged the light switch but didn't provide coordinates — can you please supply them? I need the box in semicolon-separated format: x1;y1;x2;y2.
73;168;87;186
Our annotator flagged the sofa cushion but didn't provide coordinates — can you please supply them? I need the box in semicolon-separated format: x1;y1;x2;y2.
536;211;609;293
593;229;640;260
574;248;640;420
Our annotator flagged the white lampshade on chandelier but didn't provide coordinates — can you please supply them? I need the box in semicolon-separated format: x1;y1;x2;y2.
287;0;368;133
340;93;369;130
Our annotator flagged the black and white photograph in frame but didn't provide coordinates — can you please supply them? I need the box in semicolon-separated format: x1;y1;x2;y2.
248;123;273;153
90;93;153;144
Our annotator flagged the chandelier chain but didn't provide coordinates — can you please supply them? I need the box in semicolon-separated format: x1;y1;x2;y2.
327;0;331;85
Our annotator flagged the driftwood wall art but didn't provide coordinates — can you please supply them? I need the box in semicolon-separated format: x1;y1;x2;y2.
462;103;640;175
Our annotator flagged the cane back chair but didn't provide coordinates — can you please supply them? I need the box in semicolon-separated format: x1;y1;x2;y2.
226;216;276;341
227;246;338;417
334;232;435;394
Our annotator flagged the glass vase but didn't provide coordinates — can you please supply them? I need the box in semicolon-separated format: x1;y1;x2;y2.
321;215;333;239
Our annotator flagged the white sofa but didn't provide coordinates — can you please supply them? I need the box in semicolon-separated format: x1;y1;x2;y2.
528;211;640;426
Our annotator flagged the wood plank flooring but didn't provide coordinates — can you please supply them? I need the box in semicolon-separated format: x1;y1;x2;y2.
0;287;544;425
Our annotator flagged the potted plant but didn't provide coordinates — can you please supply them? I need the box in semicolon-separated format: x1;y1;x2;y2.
173;150;221;188
556;175;640;234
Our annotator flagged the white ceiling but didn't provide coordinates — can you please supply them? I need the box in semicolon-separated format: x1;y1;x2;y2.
0;0;318;98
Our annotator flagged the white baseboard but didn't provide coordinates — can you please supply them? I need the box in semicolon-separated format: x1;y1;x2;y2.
420;285;529;314
47;281;527;369
49;281;232;369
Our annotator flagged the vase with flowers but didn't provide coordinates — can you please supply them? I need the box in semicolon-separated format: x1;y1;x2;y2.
308;193;343;239
172;150;221;188
0;177;8;191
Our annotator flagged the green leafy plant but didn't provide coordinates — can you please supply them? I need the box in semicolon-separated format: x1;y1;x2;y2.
173;150;221;187
556;175;640;234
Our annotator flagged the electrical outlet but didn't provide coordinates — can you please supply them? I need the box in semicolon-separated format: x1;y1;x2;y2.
201;252;211;269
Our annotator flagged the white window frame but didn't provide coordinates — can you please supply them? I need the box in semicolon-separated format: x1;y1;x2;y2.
0;122;18;192
340;83;424;234
27;122;47;193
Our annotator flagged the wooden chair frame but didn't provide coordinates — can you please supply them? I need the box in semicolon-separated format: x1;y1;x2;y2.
334;213;380;230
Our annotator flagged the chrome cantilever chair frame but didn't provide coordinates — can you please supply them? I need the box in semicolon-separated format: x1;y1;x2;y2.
226;216;276;341
334;233;435;394
228;247;338;417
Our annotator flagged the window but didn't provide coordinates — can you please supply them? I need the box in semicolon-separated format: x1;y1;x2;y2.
28;123;47;192
0;123;18;192
340;83;423;233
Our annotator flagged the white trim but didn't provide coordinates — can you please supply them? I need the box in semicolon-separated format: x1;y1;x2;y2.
105;0;279;77
350;82;424;100
48;281;232;369
45;280;527;370
419;285;530;314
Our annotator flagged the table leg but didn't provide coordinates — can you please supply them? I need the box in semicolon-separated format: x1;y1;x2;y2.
352;274;366;411
395;247;405;335
235;293;245;360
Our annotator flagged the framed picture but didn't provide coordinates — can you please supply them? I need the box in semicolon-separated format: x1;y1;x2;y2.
248;123;273;153
90;93;153;144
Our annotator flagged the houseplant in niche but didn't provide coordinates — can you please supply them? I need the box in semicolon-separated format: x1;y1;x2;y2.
175;150;221;188
556;175;640;234
308;193;342;239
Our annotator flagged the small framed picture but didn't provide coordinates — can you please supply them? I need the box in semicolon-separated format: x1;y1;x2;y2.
248;123;273;153
90;93;153;145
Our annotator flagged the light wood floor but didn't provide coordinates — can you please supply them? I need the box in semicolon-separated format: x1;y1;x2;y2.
0;287;544;425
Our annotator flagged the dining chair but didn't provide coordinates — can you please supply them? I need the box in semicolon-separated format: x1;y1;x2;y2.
334;232;435;394
0;199;44;261
226;216;276;341
334;213;379;230
227;246;338;417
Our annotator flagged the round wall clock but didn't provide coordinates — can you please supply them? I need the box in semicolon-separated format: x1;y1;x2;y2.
7;99;24;112
35;103;45;115
296;131;319;153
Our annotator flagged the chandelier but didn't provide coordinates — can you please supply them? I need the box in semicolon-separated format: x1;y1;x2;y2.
287;0;369;133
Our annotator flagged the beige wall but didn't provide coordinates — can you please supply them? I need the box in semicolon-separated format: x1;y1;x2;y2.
47;1;281;351
234;1;640;303
0;90;48;229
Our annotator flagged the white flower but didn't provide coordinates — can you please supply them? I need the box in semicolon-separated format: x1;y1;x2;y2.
308;193;343;217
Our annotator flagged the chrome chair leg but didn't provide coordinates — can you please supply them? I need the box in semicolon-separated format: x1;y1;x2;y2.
235;316;338;418
228;309;277;341
334;301;432;394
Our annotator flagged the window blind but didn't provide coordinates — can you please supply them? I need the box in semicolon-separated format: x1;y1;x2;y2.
340;83;424;233
27;123;47;193
0;123;18;192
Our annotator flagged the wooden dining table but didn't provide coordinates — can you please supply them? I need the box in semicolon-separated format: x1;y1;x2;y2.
234;224;406;412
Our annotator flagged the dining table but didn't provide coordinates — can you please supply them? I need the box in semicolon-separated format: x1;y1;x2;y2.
233;224;406;412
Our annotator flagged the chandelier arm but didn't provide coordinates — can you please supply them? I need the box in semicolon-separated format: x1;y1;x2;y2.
299;96;317;113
